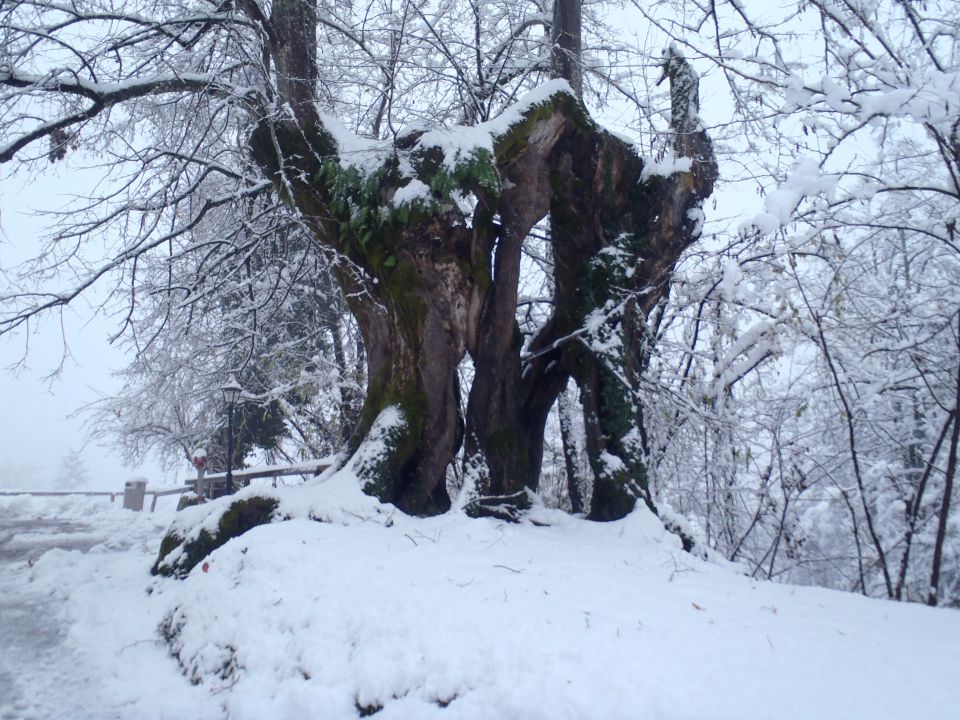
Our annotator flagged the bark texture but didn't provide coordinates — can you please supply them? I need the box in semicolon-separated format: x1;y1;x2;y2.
552;0;583;98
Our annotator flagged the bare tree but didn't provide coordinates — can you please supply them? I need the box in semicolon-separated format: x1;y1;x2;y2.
626;0;960;605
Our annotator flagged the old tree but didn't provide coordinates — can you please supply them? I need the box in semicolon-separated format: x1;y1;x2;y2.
0;1;714;534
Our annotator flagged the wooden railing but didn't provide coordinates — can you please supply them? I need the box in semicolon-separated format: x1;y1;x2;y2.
147;487;192;512
0;487;181;511
0;458;335;512
0;490;120;501
195;459;332;487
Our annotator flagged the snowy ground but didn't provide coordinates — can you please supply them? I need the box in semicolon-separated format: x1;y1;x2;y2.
1;478;959;720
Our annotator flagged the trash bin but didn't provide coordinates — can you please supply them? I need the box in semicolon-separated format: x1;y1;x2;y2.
123;478;147;511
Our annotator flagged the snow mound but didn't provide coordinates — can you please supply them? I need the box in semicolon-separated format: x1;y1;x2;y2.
3;485;959;720
152;475;959;719
152;465;391;576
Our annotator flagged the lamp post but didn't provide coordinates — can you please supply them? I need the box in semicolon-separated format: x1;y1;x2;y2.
221;376;242;495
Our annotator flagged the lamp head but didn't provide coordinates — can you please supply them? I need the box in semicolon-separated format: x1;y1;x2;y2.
221;376;242;406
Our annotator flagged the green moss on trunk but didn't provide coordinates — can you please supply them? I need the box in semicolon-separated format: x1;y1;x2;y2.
152;496;281;578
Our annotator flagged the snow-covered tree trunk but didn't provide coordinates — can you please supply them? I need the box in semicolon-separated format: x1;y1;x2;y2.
336;213;476;515
248;66;714;519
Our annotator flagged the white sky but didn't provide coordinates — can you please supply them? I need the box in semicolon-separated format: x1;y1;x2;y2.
0;164;174;490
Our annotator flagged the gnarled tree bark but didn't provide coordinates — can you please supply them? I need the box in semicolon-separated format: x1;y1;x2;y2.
245;9;716;520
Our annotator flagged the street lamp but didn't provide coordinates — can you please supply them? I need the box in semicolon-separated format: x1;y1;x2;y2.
221;376;242;495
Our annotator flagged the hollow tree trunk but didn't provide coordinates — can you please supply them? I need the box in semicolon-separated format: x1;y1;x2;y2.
253;0;715;521
153;2;721;581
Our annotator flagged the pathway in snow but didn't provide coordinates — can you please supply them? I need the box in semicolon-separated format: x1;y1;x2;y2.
0;514;109;719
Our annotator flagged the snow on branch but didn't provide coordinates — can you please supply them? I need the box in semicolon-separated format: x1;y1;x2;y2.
0;64;264;163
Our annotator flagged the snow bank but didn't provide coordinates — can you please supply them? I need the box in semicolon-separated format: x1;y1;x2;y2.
2;482;959;719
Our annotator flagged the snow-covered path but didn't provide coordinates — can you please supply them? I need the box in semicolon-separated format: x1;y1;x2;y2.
0;496;203;720
0;516;105;718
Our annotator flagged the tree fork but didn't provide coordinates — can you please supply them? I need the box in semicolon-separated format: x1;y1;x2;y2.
248;42;715;522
